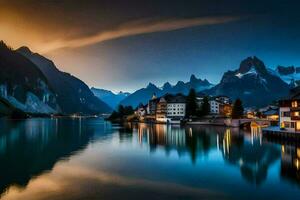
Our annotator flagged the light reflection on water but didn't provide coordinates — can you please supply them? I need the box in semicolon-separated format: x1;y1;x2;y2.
0;118;300;200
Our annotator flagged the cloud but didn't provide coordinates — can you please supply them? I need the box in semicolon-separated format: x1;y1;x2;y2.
1;164;225;200
40;16;242;53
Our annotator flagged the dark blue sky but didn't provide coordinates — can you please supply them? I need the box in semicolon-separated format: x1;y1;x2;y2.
1;0;300;92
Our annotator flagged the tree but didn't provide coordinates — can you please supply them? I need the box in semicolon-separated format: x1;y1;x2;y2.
186;89;198;117
108;110;119;120
200;96;210;116
232;99;244;119
117;105;125;117
124;106;134;115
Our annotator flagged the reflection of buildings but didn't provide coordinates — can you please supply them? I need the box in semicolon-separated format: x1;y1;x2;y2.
219;128;281;185
135;123;220;163
281;144;300;185
130;124;288;185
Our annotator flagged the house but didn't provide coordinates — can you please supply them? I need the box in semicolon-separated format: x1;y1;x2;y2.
279;87;300;132
149;94;186;123
156;97;167;122
135;104;147;120
199;95;232;116
245;107;256;119
209;99;221;114
262;107;279;121
165;94;186;120
147;93;159;116
215;95;230;104
219;104;232;117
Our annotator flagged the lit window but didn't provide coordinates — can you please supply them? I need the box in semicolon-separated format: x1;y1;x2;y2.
295;112;299;116
292;101;298;107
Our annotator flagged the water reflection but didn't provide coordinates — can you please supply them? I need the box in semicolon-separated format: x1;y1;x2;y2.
281;144;300;185
220;128;280;185
1;119;300;200
127;123;282;185
0;118;112;197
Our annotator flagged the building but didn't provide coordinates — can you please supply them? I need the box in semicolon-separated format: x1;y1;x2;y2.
135;104;147;120
279;87;300;132
262;107;279;121
147;93;159;116
215;95;230;104
198;95;232;116
165;94;186;120
156;97;167;122
145;94;186;123
209;99;221;114
219;104;232;117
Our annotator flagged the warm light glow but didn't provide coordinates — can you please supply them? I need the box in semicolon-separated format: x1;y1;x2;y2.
292;101;298;108
295;159;300;170
0;13;242;53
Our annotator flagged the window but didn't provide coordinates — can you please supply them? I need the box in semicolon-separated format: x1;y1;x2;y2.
292;101;298;107
281;111;290;117
295;112;300;116
291;122;295;128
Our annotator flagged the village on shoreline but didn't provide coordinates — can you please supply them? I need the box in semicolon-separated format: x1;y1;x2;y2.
107;87;300;140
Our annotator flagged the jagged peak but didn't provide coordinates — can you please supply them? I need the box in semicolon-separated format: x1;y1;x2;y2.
17;46;33;55
238;56;267;74
0;40;13;51
162;82;172;89
146;82;158;89
190;74;198;82
175;81;185;87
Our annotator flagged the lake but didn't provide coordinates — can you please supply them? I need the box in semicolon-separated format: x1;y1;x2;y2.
0;118;299;200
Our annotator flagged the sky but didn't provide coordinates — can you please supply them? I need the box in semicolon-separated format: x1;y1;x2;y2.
1;0;300;93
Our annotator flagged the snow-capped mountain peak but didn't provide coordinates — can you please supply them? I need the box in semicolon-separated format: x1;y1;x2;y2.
235;66;258;78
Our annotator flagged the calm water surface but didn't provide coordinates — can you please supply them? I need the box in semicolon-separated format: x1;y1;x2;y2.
0;118;300;200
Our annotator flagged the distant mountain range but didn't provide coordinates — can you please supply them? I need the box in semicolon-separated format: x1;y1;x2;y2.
91;87;130;108
120;75;213;108
119;56;295;108
205;56;290;107
0;41;111;115
270;66;300;87
1;39;298;111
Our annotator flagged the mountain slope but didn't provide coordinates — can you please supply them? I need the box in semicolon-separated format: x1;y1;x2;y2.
205;56;289;107
91;87;130;108
269;66;300;87
120;75;213;107
17;46;112;114
0;41;59;114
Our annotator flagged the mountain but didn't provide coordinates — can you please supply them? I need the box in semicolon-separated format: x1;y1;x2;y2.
0;41;60;114
120;75;213;107
17;46;112;114
205;56;289;107
269;66;300;87
91;87;130;108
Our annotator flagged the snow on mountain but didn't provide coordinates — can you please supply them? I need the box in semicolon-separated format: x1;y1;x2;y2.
267;66;300;87
235;66;258;78
205;56;289;107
